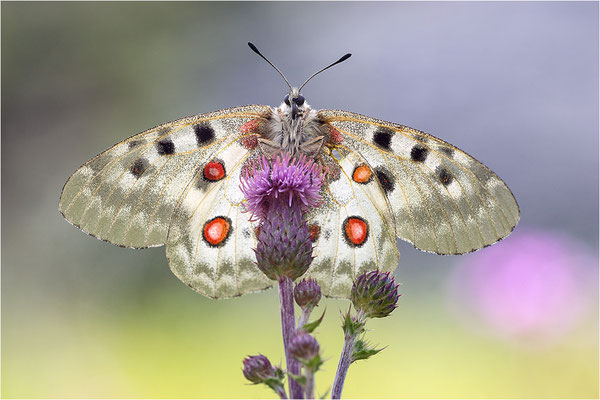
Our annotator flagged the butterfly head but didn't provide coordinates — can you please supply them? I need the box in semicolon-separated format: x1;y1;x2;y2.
247;42;351;121
282;88;309;120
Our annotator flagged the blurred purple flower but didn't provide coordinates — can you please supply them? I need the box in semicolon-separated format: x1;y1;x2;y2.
448;228;597;345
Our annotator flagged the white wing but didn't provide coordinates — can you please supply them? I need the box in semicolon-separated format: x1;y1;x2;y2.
319;109;520;255
306;148;400;297
60;105;274;297
59;105;269;248
165;142;273;298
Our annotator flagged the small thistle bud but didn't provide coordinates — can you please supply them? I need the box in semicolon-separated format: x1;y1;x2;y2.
242;354;287;398
289;333;320;363
294;278;322;309
242;354;275;384
351;270;400;318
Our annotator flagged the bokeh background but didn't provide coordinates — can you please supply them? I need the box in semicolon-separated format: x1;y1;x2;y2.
2;2;598;398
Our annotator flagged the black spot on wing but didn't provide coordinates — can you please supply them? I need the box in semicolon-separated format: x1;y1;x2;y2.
438;147;454;158
157;139;175;155
375;168;395;194
410;145;428;162
128;140;142;149
194;123;215;146
413;134;429;144
373;127;394;150
130;158;148;178
437;166;453;186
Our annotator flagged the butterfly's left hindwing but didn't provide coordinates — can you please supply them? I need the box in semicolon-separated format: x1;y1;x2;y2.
319;109;520;255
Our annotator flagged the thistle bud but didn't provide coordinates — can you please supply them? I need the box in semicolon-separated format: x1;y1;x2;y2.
240;154;325;281
351;270;400;318
242;354;275;384
294;278;322;309
254;196;313;280
289;333;320;363
242;354;287;398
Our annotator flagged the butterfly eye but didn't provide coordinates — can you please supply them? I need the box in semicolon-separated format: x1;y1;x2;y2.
284;95;290;106
295;95;305;106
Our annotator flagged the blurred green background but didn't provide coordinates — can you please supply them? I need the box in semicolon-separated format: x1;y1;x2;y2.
2;2;598;398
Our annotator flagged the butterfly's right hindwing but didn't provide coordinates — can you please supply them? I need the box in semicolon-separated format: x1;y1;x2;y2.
59;105;270;249
306;149;400;297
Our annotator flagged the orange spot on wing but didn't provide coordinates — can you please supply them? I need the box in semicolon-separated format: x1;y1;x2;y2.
352;165;372;183
203;217;231;246
344;217;368;246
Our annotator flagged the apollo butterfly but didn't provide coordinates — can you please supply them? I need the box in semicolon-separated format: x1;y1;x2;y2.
59;43;519;298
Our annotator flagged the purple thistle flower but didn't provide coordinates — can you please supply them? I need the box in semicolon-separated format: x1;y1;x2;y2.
351;270;401;319
240;153;325;281
240;153;325;221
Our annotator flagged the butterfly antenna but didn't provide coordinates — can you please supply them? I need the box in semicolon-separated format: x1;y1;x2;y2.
248;42;293;91
298;53;352;91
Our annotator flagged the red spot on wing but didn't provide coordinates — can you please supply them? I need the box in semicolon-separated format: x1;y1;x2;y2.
240;119;260;149
344;217;368;246
203;161;225;181
309;224;320;242
329;125;344;144
240;135;258;150
203;217;231;246
240;119;260;134
352;165;372;183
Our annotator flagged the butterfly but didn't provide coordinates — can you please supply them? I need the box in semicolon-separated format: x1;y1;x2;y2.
59;43;519;299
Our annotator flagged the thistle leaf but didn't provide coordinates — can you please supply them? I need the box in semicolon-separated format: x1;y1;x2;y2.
302;308;326;333
351;338;384;362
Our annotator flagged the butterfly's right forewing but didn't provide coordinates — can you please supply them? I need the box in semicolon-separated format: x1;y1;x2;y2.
320;109;520;255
